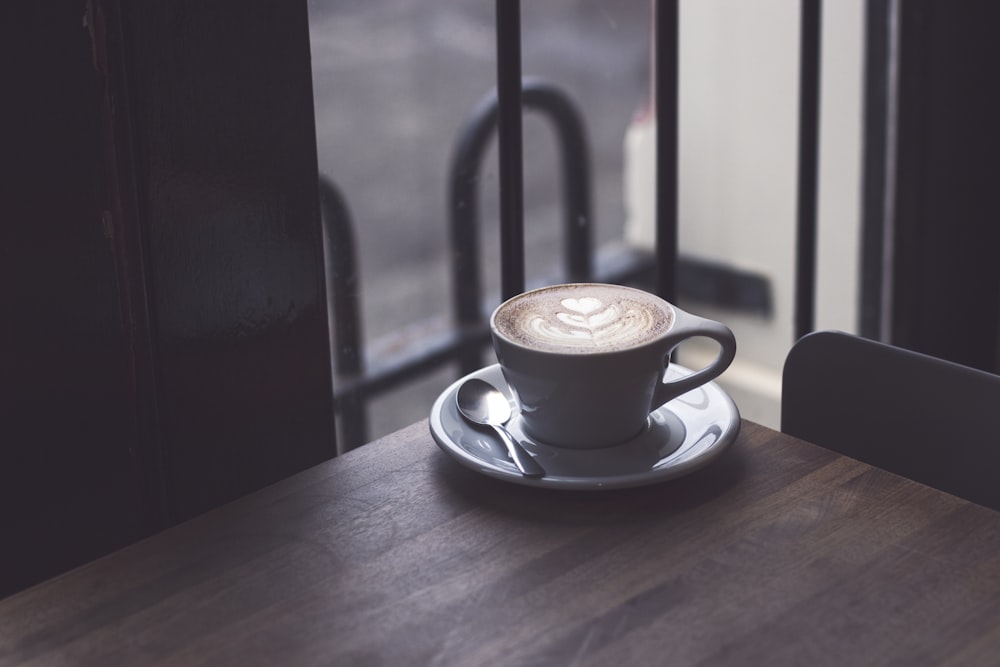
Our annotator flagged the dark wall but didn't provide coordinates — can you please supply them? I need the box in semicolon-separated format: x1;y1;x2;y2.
889;1;1000;370
2;0;150;597
118;2;335;521
2;0;334;598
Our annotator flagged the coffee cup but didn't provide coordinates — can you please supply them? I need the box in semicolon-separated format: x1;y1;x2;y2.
490;283;736;448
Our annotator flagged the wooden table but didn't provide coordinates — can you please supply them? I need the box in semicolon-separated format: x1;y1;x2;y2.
2;420;999;666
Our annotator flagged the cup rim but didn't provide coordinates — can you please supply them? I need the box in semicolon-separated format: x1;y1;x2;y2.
489;282;678;357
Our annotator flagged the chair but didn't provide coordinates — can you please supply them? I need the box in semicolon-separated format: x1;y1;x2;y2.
781;330;1000;511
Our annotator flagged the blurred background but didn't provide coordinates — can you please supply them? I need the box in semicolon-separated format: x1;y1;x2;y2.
308;0;865;442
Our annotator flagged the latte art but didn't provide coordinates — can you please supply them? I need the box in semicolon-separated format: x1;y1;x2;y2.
493;284;673;353
528;298;654;349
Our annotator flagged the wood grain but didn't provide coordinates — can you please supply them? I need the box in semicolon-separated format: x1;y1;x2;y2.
1;421;998;666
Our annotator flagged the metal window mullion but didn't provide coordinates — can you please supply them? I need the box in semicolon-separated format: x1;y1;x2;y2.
495;0;525;300
795;0;822;340
655;0;679;303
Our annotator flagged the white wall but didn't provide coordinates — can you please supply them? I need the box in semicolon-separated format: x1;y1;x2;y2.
816;0;864;334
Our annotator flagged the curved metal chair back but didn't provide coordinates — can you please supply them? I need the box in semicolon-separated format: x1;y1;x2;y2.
782;330;1000;511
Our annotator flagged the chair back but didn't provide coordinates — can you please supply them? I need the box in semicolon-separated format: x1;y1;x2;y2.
782;330;1000;511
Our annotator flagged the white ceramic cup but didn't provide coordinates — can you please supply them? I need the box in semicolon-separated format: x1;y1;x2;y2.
490;283;737;448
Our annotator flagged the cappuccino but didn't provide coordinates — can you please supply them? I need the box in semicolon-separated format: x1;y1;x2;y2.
493;283;673;354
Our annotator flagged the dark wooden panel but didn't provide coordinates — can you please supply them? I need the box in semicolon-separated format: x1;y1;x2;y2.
117;1;335;521
1;0;334;596
890;1;1000;370
1;0;151;598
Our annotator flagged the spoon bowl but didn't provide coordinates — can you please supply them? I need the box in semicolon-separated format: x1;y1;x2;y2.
456;379;545;478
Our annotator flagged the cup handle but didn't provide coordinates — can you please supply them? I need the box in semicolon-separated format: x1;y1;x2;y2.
649;310;737;410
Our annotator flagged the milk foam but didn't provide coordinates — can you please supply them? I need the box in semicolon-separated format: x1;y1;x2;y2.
495;285;672;353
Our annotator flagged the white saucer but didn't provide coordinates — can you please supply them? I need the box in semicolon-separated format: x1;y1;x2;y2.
429;364;741;490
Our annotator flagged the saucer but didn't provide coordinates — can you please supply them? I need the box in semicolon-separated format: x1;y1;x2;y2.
429;364;741;490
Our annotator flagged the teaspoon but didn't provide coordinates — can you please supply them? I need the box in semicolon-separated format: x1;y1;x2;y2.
456;379;545;478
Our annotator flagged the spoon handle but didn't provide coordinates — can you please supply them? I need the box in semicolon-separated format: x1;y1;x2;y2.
491;424;545;478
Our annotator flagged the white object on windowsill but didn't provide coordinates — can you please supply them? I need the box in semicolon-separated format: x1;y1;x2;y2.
623;106;657;252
